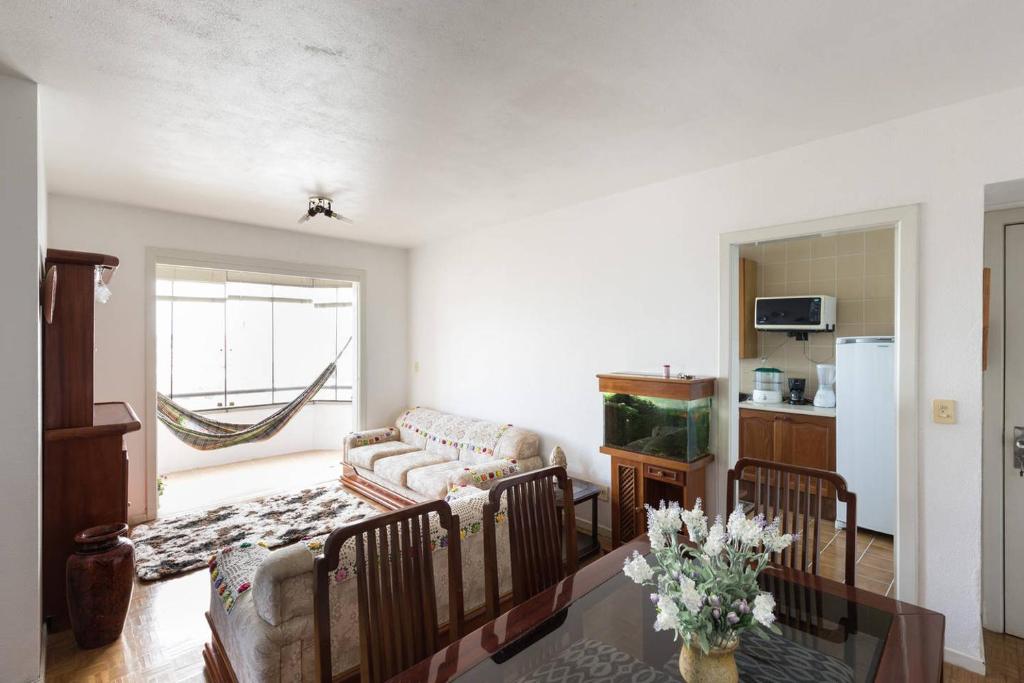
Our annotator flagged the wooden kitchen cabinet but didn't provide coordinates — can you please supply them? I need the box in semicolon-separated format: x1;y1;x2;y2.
738;257;759;359
737;407;836;518
738;409;774;460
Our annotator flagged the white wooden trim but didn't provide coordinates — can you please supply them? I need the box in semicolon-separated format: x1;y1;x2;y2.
717;205;920;605
141;248;367;523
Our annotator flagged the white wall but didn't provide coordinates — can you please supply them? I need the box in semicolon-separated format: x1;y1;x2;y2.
47;195;409;522
409;85;1024;669
0;74;44;682
158;402;351;474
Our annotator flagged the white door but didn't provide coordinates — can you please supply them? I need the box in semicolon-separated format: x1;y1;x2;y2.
1005;224;1024;637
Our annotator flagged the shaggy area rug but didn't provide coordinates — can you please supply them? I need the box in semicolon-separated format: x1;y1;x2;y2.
131;482;380;580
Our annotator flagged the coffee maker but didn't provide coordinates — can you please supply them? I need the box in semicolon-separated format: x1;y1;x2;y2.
788;378;806;404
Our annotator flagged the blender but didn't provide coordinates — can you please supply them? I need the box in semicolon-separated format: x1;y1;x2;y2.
813;363;836;408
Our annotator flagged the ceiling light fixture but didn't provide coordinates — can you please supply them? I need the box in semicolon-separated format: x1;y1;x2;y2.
298;197;353;224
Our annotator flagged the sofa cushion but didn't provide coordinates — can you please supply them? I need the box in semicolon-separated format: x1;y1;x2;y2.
406;461;468;499
456;420;515;460
372;451;450;487
462;425;540;465
421;413;476;459
346;441;419;469
396;407;444;448
398;407;538;464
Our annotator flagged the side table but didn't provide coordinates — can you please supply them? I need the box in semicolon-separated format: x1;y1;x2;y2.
555;478;602;561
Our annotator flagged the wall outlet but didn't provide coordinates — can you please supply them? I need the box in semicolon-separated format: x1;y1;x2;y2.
932;399;956;424
598;485;610;502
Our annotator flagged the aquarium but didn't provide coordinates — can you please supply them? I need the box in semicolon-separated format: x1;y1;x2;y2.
603;392;711;462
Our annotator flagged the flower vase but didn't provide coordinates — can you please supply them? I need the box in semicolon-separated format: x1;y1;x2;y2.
66;523;135;649
678;641;739;683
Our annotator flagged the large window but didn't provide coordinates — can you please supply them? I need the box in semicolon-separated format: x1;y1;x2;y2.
156;265;356;411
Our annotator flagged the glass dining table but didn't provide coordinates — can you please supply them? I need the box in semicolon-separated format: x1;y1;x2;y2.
392;540;944;682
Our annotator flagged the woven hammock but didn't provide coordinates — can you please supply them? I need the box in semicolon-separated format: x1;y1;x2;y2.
157;337;352;451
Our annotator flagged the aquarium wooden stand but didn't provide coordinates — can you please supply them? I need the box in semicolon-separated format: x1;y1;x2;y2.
598;372;717;549
605;447;713;548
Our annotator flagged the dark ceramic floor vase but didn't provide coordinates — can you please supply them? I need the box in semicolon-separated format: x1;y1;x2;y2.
66;523;135;649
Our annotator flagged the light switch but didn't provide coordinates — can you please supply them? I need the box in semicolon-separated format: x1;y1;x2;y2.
932;399;956;424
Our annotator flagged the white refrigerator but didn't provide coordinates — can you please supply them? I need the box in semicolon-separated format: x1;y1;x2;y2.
835;336;896;535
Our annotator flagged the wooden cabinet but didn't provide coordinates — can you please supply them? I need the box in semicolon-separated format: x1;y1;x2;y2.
610;457;643;547
737;407;836;517
738;257;759;359
606;448;711;548
41;249;141;629
738;409;774;460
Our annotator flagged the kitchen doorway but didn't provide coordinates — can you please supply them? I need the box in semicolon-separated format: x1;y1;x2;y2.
717;206;919;603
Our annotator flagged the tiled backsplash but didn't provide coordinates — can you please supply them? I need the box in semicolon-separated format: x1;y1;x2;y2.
738;227;895;395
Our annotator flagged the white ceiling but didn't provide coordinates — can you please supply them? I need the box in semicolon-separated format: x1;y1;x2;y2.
4;1;1024;246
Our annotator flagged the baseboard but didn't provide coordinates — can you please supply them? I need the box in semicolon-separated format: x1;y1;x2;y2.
945;646;985;675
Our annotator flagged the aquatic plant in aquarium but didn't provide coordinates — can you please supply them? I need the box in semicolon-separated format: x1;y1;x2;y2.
603;392;711;462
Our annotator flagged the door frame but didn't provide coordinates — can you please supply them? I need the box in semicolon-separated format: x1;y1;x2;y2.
717;205;919;604
141;247;367;524
981;207;1024;632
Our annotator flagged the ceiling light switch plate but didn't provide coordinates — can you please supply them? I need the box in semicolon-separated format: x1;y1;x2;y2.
932;399;956;424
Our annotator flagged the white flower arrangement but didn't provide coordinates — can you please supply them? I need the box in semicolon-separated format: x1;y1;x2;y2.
622;499;795;654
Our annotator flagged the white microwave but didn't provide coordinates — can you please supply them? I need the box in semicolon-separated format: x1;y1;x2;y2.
754;295;836;332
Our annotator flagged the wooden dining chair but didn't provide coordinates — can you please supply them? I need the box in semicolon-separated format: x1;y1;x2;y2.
726;457;858;586
482;466;578;619
313;500;464;683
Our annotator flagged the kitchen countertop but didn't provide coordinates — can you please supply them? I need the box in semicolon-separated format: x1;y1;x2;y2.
739;399;836;418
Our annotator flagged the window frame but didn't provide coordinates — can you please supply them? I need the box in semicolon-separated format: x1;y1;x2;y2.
155;278;355;411
145;248;366;523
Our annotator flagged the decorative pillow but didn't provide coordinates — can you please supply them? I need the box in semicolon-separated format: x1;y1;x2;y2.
453;459;519;489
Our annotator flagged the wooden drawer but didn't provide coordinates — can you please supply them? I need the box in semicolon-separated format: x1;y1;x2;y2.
644;463;682;485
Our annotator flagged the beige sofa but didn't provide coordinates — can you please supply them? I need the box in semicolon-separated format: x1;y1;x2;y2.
341;407;543;507
205;487;511;682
